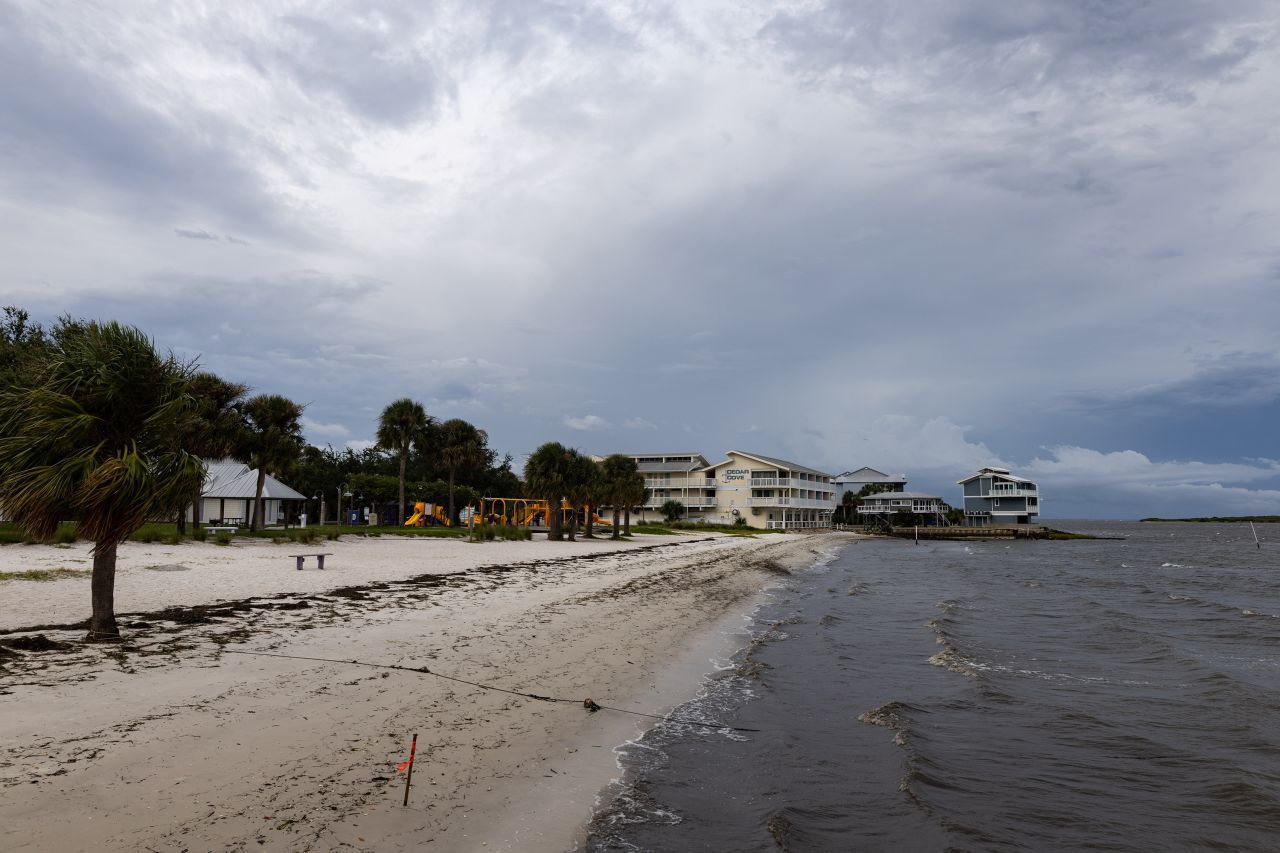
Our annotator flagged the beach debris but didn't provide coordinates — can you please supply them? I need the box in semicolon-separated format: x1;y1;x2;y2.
583;698;601;712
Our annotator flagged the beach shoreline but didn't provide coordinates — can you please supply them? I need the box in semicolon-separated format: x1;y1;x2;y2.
0;531;855;852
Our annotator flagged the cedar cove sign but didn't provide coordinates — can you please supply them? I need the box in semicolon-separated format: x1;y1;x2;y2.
724;469;747;482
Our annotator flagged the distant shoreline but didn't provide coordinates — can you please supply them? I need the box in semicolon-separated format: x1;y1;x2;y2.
1140;516;1280;523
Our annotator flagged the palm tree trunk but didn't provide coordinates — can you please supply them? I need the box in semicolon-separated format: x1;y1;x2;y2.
87;541;120;641
548;499;562;541
584;503;595;538
251;468;267;531
611;507;621;540
448;470;456;526
192;483;203;531
567;502;577;541
398;449;407;527
624;507;632;536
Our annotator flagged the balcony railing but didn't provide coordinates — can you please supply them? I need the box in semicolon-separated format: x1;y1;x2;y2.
643;497;715;509
749;477;832;488
644;478;718;490
747;497;835;509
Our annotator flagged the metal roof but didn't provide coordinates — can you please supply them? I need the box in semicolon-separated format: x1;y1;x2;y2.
860;491;943;501
202;460;307;500
956;467;1035;485
835;467;907;483
704;450;834;478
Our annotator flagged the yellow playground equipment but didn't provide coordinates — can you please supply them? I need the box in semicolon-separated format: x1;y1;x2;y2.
406;498;613;529
404;501;455;527
474;498;611;528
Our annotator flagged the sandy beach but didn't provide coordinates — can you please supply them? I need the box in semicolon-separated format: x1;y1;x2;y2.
0;531;851;852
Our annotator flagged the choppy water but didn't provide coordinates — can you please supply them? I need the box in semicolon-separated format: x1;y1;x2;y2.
585;522;1280;852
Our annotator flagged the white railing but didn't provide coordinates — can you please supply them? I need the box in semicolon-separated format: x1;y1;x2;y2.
982;486;1036;497
644;498;715;509
645;477;718;490
748;498;835;509
765;520;833;529
859;502;943;514
749;477;832;488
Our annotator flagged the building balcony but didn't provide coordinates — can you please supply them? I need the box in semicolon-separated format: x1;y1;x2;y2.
749;477;832;489
747;497;835;509
644;478;718;490
643;497;715;509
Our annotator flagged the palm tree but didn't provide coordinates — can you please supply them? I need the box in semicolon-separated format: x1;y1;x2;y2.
524;442;574;541
178;372;249;533
563;450;598;541
600;454;639;540
438;419;489;525
241;394;306;531
0;321;205;641
624;479;649;535
376;398;432;527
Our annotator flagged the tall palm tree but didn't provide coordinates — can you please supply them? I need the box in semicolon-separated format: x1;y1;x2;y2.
600;454;639;540
0;321;205;641
178;372;249;533
524;442;573;541
438;418;489;525
241;394;306;531
562;450;597;541
376;398;432;526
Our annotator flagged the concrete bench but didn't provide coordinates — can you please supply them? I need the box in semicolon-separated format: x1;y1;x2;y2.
290;553;334;571
205;526;237;535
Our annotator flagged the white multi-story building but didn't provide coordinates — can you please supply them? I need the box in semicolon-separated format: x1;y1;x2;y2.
631;453;717;516
619;450;836;529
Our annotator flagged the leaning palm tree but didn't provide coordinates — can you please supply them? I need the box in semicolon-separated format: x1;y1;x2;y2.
0;321;205;641
241;394;306;531
376;398;432;526
438;418;489;525
524;442;574;541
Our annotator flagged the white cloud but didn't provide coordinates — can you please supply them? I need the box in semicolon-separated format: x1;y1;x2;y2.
1025;446;1280;486
624;417;657;430
564;414;611;431
345;439;376;452
303;418;352;439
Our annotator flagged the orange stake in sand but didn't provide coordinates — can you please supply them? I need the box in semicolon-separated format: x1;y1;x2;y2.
399;733;418;806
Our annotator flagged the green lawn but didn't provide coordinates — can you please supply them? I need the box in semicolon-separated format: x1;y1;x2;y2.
0;521;470;546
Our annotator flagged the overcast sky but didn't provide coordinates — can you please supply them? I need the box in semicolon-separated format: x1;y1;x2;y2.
4;0;1280;518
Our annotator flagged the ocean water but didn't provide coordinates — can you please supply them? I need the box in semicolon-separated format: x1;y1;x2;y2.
584;522;1280;852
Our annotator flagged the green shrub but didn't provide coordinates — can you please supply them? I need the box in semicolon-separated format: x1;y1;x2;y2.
138;530;162;544
51;527;78;544
326;530;340;541
165;533;182;545
213;532;233;546
193;528;207;542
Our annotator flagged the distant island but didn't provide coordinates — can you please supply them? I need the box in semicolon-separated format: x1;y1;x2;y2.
1140;516;1280;523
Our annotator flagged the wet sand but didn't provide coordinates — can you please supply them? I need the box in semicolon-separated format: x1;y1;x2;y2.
0;532;849;852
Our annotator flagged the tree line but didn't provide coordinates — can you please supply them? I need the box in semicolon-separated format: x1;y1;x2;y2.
0;308;648;642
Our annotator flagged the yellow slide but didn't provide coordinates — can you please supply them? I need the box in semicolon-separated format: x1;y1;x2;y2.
404;501;426;527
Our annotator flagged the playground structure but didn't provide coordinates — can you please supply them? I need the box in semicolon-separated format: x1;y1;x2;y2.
404;502;453;527
404;498;612;530
476;498;611;529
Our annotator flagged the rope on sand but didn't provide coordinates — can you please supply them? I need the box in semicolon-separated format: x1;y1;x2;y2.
223;649;761;733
